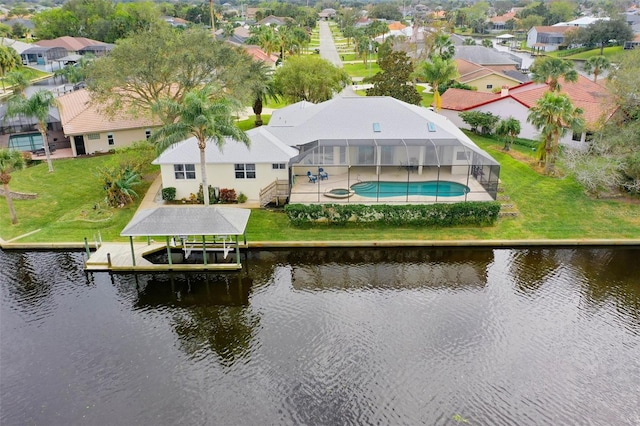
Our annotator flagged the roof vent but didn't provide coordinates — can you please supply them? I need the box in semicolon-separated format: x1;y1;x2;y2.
373;122;381;132
427;122;437;132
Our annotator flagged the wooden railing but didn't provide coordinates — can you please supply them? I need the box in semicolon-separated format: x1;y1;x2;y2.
259;179;289;207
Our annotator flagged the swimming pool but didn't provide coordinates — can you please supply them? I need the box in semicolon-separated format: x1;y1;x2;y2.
351;181;470;198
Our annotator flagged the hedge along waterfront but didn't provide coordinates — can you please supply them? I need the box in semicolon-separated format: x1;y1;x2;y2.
284;202;502;226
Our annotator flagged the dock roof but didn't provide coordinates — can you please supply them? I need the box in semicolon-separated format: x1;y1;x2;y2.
121;206;251;237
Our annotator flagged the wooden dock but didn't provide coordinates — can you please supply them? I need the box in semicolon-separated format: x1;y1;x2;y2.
85;242;243;272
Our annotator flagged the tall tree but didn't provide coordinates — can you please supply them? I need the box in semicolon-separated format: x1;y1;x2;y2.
432;33;455;60
530;57;578;92
496;117;521;151
366;50;422;105
6;90;58;173
273;55;350;104
527;91;584;174
149;86;250;206
582;55;610;83
0;45;20;91
4;70;29;98
246;60;280;126
417;55;458;111
0;148;25;225
87;26;255;125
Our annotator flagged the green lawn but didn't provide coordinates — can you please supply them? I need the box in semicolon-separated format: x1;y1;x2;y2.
342;61;381;78
546;46;624;60
1;154;159;243
3;132;639;244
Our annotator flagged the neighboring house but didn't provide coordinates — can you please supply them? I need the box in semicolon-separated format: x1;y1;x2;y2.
489;11;517;30
35;36;113;57
318;8;337;20
56;89;160;156
163;16;188;28
0;103;66;153
0;18;34;38
454;45;522;69
154;96;501;204
0;37;31;56
455;58;528;93
257;15;288;26
219;26;251;44
553;16;609;28
241;44;278;68
623;33;640;49
355;17;372;28
153;126;297;202
526;26;578;52
439;75;616;149
20;45;66;66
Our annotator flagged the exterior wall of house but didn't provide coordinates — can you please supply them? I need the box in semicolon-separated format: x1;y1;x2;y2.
465;75;518;93
526;29;538;48
442;98;584;149
160;162;289;202
70;127;153;156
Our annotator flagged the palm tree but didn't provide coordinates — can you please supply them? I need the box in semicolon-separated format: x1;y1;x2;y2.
582;55;610;83
530;57;578;92
247;60;280;127
432;33;455;60
527;92;585;174
495;117;521;151
6;90;58;173
0;148;25;224
4;70;28;98
417;55;458;111
150;86;250;206
481;39;493;48
0;45;20;91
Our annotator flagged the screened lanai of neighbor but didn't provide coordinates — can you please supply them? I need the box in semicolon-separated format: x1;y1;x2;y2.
267;96;500;204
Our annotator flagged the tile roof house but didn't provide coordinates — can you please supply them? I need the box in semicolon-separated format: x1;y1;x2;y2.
154;96;501;204
455;58;528;92
35;36;113;56
257;15;289;26
454;45;522;68
56;89;160;156
439;75;616;149
241;45;278;68
489;11;517;30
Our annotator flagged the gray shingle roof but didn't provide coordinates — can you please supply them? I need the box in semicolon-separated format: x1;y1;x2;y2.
454;46;519;66
121;206;250;237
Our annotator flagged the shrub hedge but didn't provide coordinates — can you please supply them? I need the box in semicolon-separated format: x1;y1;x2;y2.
284;202;501;227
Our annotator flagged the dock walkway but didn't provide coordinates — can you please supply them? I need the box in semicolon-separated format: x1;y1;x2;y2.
85;242;243;272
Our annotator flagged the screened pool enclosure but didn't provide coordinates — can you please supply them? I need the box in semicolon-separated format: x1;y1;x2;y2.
288;137;500;204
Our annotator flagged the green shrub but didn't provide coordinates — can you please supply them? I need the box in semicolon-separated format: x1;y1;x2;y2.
284;202;501;227
161;187;176;201
237;192;248;203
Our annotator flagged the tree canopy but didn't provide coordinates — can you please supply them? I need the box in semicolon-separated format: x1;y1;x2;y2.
530;57;578;92
273;55;350;104
87;26;255;125
366;51;422;105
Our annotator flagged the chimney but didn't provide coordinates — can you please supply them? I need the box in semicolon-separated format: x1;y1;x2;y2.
501;85;510;97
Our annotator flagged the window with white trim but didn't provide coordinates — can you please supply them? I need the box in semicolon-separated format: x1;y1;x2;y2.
486;84;493;89
174;164;196;179
235;163;256;179
107;133;114;145
272;163;286;169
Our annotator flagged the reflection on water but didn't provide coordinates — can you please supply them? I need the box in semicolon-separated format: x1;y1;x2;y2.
1;247;639;425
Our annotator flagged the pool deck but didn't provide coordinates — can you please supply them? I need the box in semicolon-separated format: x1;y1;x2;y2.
290;167;494;204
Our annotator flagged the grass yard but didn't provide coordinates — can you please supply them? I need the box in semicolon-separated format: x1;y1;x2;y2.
342;61;381;78
546;46;624;60
3;131;638;244
0;154;159;243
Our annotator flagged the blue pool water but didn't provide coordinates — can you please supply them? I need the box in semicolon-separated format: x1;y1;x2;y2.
351;181;470;197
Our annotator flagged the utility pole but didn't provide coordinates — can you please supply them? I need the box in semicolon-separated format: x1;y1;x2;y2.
209;0;215;34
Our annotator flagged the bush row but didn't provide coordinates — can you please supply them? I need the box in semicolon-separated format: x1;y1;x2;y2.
284;202;501;226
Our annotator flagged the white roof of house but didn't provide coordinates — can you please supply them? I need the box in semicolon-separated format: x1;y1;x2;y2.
152;126;298;165
0;37;32;54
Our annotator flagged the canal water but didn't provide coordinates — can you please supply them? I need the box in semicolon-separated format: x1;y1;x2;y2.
1;247;639;425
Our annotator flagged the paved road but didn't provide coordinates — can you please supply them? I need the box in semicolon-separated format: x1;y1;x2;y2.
318;21;343;67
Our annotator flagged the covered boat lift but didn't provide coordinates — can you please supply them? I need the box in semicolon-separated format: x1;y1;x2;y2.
85;206;251;272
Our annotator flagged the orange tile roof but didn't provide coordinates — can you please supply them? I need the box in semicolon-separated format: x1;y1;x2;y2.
490;12;517;23
441;75;615;127
58;89;159;135
388;21;407;30
439;89;500;110
242;45;278;65
455;59;521;85
36;36;107;51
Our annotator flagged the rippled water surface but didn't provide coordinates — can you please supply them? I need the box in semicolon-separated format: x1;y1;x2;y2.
1;247;639;425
